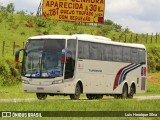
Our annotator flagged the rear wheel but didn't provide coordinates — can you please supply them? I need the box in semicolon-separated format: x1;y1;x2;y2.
128;84;135;98
36;93;47;100
121;84;128;99
70;84;81;100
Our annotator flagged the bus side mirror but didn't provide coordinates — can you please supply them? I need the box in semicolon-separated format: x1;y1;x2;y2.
15;49;24;62
61;48;72;63
61;49;66;63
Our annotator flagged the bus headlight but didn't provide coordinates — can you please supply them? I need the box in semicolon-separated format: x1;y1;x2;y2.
22;80;29;84
52;80;62;84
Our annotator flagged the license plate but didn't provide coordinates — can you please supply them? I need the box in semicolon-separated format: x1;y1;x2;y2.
37;87;44;91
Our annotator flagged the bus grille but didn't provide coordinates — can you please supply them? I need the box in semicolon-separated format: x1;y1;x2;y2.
141;78;146;90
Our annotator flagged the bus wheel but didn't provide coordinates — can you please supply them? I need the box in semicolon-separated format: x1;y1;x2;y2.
121;84;128;99
70;84;81;100
36;93;47;100
95;95;103;99
128;84;135;99
86;94;96;100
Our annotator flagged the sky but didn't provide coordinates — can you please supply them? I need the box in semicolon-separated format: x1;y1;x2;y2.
0;0;159;34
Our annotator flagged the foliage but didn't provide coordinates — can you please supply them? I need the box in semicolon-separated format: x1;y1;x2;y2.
7;14;19;29
0;59;10;85
104;19;114;26
16;10;27;15
62;24;71;31
104;19;122;32
0;10;9;20
35;17;47;28
0;57;21;86
124;27;131;34
0;4;6;11
114;24;122;32
103;25;114;35
147;47;160;72
6;3;15;14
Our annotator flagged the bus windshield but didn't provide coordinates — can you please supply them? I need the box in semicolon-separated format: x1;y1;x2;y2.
22;39;65;78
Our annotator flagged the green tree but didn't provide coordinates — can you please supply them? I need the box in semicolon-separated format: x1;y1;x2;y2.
114;24;122;32
0;3;6;11
104;19;114;26
124;27;131;34
6;3;15;14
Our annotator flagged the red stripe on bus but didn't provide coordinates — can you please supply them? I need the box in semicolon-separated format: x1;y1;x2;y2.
113;64;132;90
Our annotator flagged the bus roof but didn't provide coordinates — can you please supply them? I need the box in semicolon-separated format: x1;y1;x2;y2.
29;34;146;50
72;34;146;50
29;35;76;40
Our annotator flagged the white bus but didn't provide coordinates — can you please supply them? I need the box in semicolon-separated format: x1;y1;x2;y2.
15;34;147;100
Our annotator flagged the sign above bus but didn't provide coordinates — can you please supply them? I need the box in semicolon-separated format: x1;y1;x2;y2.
42;0;105;23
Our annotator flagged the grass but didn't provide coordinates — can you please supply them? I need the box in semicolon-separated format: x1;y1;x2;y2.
146;73;160;95
144;43;160;49
0;83;35;99
0;98;160;111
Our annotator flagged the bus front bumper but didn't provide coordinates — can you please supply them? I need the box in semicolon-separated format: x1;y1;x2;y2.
22;83;65;94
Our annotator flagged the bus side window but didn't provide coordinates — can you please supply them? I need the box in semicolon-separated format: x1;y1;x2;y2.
102;44;112;61
112;46;122;62
78;41;89;59
90;42;102;60
138;49;146;64
123;47;131;63
78;42;84;59
64;39;77;79
131;48;138;64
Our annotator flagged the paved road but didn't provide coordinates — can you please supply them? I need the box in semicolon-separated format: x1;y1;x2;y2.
0;96;160;102
134;96;160;100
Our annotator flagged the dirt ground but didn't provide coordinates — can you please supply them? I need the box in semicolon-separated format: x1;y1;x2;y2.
147;73;160;84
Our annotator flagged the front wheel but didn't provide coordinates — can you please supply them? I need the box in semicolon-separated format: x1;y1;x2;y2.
36;93;47;100
70;84;81;100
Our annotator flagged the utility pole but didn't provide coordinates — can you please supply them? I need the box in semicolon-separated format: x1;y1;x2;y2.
36;0;43;17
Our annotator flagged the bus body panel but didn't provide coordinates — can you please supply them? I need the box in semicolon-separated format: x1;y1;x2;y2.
75;59;147;94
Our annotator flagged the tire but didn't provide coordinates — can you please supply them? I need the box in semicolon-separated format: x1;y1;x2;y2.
36;93;47;100
70;84;81;100
128;85;135;99
121;84;128;99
